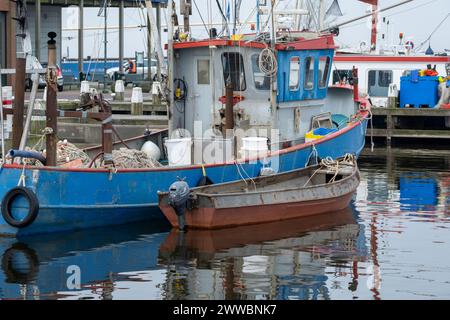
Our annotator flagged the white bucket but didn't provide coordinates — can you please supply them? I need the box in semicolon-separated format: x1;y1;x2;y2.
242;137;268;151
240;137;268;159
165;138;192;166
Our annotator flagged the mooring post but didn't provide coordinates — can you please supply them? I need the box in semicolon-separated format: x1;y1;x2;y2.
45;32;58;167
225;82;234;131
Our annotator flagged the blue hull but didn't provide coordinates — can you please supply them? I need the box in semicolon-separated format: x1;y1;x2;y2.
0;119;368;236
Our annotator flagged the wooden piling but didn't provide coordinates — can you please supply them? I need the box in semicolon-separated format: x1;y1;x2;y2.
45;32;58;167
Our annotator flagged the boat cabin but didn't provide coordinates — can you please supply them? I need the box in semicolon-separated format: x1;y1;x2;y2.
168;32;357;166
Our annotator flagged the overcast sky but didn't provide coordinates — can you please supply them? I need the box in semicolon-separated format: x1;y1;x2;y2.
61;0;450;60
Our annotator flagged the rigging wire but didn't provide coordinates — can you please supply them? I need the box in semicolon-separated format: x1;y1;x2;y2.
416;12;450;51
192;0;212;36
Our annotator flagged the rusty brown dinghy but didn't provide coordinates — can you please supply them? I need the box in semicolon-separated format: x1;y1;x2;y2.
158;155;360;230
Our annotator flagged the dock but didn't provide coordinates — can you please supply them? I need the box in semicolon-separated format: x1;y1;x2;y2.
367;107;450;145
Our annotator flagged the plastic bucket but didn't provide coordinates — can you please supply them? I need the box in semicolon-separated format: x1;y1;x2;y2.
240;137;268;160
242;137;268;151
165;138;192;166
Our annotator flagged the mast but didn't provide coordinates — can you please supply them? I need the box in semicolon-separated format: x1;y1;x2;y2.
167;0;175;134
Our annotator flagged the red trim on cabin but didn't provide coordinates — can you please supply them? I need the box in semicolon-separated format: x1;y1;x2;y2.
171;35;336;51
334;55;450;63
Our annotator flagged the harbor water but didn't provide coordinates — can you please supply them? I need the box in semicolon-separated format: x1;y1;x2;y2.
0;148;449;300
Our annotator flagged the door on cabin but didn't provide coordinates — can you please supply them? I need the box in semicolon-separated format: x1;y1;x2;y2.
192;57;213;133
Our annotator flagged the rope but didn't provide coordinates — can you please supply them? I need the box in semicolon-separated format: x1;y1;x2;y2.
259;47;278;78
305;144;319;167
303;154;355;187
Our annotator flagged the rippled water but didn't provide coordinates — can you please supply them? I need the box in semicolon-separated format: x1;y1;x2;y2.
0;148;449;300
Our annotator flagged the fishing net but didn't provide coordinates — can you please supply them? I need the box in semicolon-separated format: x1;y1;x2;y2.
99;148;162;169
56;140;91;166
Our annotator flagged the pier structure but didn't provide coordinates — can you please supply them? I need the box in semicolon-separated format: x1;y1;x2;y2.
368;107;450;146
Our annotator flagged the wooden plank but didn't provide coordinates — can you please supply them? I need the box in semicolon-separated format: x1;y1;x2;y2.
368;129;450;139
372;107;450;117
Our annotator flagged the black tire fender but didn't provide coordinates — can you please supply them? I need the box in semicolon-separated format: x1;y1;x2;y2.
1;187;39;229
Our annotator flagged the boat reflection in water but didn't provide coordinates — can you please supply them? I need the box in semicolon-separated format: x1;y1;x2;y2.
159;206;368;300
0;221;170;300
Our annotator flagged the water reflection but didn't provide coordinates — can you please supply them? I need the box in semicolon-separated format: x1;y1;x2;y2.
0;221;171;299
0;148;449;300
159;207;366;300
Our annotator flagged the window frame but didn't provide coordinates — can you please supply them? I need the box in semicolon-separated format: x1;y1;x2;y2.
251;54;270;91
289;56;301;91
304;56;315;91
367;69;393;97
318;56;331;89
197;59;211;85
221;52;247;92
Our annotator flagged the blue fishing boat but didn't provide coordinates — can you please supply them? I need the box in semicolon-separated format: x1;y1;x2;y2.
0;5;370;236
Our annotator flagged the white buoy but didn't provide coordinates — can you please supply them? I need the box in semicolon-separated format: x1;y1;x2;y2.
114;80;125;101
131;87;143;115
141;141;161;161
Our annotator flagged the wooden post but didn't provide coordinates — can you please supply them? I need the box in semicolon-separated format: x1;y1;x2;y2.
386;109;393;148
12;57;25;149
225;82;234;131
46;32;58;167
12;0;27;149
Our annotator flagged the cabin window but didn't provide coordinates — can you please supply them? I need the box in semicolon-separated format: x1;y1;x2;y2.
222;52;246;91
318;56;331;88
197;59;210;85
289;57;301;91
368;70;393;97
333;70;353;85
304;57;315;90
251;54;270;90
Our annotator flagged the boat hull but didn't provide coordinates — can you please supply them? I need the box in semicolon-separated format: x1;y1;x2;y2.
0;117;368;236
160;192;355;229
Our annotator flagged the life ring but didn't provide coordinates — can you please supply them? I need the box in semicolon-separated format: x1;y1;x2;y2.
406;41;414;49
1;187;39;228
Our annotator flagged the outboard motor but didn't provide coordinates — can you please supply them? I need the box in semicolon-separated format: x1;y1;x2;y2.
168;180;191;231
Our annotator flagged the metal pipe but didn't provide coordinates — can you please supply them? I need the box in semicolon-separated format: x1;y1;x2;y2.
156;4;162;82
19;72;39;152
225;82;234;131
119;0;124;73
35;0;41;61
167;0;175;134
78;0;84;77
46;32;58;167
103;2;108;92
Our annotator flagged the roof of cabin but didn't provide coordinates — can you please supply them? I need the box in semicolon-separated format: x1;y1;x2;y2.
172;33;336;51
